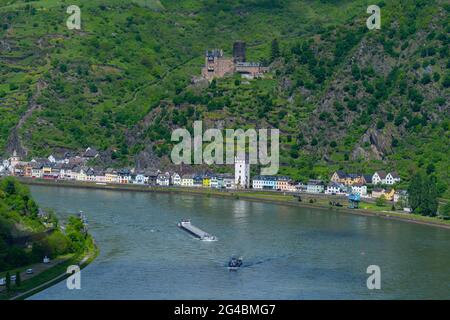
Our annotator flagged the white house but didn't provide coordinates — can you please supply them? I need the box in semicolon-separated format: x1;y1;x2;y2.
351;184;368;196
1;159;10;173
372;171;387;185
157;173;170;186
59;165;68;179
181;174;194;187
295;183;307;192
306;180;324;193
223;175;236;189
252;176;277;190
134;173;148;185
47;155;67;164
210;176;219;189
235;156;250;189
31;163;43;178
171;173;181;186
76;168;88;181
372;171;400;185
325;183;347;195
385;172;401;185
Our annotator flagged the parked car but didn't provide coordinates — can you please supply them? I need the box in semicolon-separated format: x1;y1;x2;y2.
10;275;16;282
0;278;5;286
43;256;50;264
26;268;33;275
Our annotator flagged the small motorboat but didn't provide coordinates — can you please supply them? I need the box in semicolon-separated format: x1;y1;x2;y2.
228;257;243;271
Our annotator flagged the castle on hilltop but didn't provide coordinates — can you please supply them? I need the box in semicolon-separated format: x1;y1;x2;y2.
201;41;267;81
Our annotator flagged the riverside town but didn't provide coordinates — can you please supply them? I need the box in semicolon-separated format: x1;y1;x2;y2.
1;149;408;208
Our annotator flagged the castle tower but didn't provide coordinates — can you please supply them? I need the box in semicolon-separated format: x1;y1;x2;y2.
233;41;246;63
235;155;250;189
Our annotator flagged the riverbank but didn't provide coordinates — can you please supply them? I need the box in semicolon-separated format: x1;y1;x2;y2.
0;241;98;300
19;177;450;230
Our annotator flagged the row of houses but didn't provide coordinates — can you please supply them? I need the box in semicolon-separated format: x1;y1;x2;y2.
330;170;401;186
0;152;405;202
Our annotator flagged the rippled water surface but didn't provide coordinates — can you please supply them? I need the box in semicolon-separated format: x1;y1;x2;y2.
28;186;450;299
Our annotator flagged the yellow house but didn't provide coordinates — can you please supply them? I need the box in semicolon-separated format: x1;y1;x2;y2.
24;165;33;177
202;176;211;188
331;171;365;186
42;166;52;175
372;188;395;201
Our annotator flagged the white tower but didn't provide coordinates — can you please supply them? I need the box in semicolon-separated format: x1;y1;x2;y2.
8;150;21;171
235;155;250;189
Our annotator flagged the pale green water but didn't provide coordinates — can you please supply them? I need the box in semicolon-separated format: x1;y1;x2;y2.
28;185;450;299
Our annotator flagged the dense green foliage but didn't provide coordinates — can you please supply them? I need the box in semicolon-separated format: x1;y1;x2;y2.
0;177;93;272
408;172;439;216
0;0;449;196
440;202;450;218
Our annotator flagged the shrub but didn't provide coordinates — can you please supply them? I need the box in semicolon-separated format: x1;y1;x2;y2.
376;195;386;207
376;120;385;129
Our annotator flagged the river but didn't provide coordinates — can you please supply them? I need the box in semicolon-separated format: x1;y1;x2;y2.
28;185;450;299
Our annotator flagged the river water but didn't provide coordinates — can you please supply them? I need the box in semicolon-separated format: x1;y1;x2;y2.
28;185;450;299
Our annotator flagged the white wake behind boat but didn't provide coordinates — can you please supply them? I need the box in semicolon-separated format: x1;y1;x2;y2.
201;234;218;241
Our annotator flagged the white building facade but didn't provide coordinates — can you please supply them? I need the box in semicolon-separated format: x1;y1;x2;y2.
235;156;250;189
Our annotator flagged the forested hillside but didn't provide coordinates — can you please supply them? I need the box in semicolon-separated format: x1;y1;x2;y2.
0;177;93;272
0;0;449;196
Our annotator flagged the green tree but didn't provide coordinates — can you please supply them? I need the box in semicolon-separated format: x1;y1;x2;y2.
376;195;386;207
5;272;11;291
270;38;280;62
408;173;422;212
440;202;450;218
5;179;16;195
408;173;439;216
420;176;439;216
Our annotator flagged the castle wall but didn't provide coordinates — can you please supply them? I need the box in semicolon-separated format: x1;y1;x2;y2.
201;57;235;81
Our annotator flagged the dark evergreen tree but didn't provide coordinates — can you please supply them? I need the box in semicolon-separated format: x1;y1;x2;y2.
15;271;21;287
271;38;280;62
5;272;11;291
5;180;16;195
408;173;422;212
420;176;438;216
